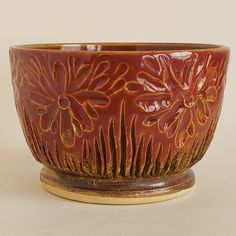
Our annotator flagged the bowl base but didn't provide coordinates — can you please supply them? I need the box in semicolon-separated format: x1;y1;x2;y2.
40;167;195;205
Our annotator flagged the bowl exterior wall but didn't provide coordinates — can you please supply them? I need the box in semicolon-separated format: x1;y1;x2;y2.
10;47;229;179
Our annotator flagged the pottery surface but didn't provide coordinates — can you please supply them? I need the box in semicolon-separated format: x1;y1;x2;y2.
10;43;229;204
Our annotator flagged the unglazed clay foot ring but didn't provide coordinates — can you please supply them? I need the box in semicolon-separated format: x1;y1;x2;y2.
40;167;195;204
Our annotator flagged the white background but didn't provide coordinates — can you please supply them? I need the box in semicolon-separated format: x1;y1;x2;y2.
0;0;235;235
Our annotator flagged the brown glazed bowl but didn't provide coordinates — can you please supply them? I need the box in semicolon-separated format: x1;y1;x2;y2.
10;43;229;204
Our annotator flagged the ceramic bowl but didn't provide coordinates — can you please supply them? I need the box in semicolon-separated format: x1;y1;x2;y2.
10;43;229;204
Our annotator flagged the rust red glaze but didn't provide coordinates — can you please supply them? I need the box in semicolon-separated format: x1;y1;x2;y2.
10;43;229;179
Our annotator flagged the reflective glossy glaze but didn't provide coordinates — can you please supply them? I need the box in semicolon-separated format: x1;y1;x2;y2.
10;43;229;203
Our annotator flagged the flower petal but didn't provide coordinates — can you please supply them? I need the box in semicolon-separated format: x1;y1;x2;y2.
174;109;194;147
195;98;210;124
51;120;58;134
159;57;183;90
67;56;76;87
158;101;183;132
25;56;41;75
143;113;160;126
71;118;82;137
40;104;59;131
186;118;195;137
88;74;109;90
193;54;212;92
166;116;179;138
136;92;171;104
29;91;54;106
137;72;167;92
126;82;144;93
74;90;109;106
205;86;217;103
74;64;92;90
205;102;210;118
36;107;47;115
143;56;161;74
52;60;67;93
22;67;40;88
175;130;188;148
69;96;93;131
23;56;55;95
216;58;227;88
93;61;110;77
114;63;129;77
206;66;218;82
106;78;126;96
60;109;75;147
84;101;98;119
136;93;171;113
180;55;197;86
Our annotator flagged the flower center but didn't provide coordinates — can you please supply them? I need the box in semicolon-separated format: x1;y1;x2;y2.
58;95;70;110
183;91;195;108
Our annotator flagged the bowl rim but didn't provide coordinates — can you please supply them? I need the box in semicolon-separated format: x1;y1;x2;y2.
10;42;229;54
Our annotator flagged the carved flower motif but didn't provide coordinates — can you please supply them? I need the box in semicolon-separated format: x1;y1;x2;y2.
23;55;128;147
127;53;226;148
